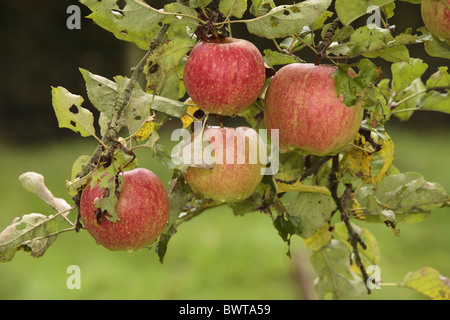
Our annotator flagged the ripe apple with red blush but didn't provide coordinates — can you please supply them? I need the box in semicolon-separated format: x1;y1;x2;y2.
421;0;450;44
80;168;169;251
182;126;265;203
264;63;364;156
183;37;266;116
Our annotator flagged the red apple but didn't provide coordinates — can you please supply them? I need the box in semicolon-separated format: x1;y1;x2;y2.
80;168;169;251
183;37;266;116
264;63;364;156
421;0;450;44
183;126;265;203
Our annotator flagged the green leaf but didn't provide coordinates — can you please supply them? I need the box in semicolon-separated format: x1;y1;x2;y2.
80;0;165;49
334;222;380;266
391;58;428;94
421;91;450;114
240;103;265;130
419;67;450;114
166;174;190;227
392;78;426;121
349;26;410;62
51;86;96;138
189;0;214;8
332;59;379;107
332;68;361;107
89;166;124;224
288;193;336;238
426;66;450;89
67;155;92;196
249;0;275;17
335;0;395;25
418;27;450;60
81;68;188;139
246;0;332;39
229;193;262;216
79;68;124;137
155;225;177;264
401;267;450;300
310;240;367;300
162;3;200;33
219;0;248;19
273;214;302;244
263;49;300;67
356;172;449;224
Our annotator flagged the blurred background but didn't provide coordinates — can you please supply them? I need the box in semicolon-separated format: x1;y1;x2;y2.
0;0;449;300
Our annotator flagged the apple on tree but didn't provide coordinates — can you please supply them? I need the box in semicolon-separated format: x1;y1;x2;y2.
80;168;169;251
183;37;266;116
421;0;450;44
264;63;364;156
182;126;265;203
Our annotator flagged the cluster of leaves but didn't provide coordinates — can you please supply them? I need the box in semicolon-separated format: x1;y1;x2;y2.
1;0;450;300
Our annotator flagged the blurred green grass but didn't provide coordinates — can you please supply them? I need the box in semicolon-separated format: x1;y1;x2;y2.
0;123;449;300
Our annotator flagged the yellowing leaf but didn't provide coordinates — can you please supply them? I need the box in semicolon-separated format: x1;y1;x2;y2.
133;120;155;141
402;267;450;300
341;131;395;185
372;133;395;183
333;221;380;269
341;133;373;183
303;223;332;251
181;104;200;129
344;147;373;181
276;179;332;196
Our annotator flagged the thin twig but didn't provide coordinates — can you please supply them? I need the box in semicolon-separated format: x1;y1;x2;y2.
315;18;342;65
328;155;371;294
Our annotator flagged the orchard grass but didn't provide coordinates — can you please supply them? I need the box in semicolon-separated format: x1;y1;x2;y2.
0;123;449;300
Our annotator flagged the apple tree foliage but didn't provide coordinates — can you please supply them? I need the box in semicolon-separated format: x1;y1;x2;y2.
1;0;450;300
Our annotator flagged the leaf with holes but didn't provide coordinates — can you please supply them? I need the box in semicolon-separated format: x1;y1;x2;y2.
145;38;194;99
335;0;395;25
356;172;449;224
51;86;97;138
288;192;336;238
349;26;410;62
246;0;332;39
80;0;165;49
